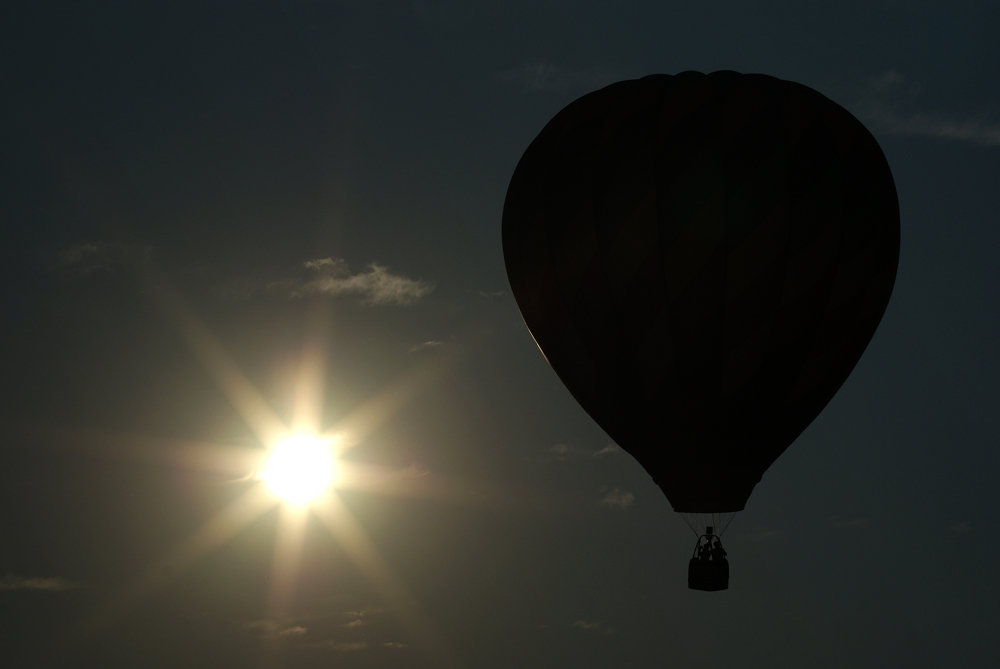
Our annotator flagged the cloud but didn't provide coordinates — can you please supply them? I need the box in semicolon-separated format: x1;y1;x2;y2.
868;109;1000;145
829;517;870;529
744;529;783;542
383;642;407;649
241;605;393;652
276;626;308;638
56;241;151;274
533;443;624;463
242;620;308;640
573;620;615;635
950;521;973;533
309;640;369;652
342;606;386;618
290;257;434;306
600;488;635;510
502;62;618;92
409;340;445;353
550;444;578;458
854;70;1000;146
0;574;82;591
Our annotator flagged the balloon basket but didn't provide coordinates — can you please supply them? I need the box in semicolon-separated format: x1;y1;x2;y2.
688;529;729;591
688;557;729;591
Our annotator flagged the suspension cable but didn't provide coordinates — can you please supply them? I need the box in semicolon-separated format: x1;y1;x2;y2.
679;512;700;537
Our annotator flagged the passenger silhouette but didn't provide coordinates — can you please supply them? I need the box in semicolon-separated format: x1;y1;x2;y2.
699;538;711;562
711;539;727;562
689;532;729;591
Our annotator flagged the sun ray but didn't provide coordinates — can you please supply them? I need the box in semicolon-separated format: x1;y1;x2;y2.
266;504;311;620
323;348;464;455
147;277;289;449
255;504;311;669
31;426;266;480
291;301;331;436
61;485;277;654
311;491;462;669
334;460;564;513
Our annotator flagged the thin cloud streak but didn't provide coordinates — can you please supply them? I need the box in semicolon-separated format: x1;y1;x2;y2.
855;70;1000;146
830;517;870;529
532;443;623;462
409;340;445;353
308;640;369;651
55;241;152;274
744;529;783;542
866;106;1000;145
0;574;82;591
502;62;618;92
573;620;615;634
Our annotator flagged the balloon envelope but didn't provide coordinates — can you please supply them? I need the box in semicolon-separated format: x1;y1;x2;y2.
503;71;899;512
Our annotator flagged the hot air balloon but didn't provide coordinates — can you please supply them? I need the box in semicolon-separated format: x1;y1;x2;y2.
502;71;899;590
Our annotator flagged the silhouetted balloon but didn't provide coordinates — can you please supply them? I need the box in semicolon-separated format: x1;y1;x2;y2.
503;71;899;513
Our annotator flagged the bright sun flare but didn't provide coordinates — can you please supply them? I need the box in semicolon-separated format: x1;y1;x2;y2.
263;435;335;504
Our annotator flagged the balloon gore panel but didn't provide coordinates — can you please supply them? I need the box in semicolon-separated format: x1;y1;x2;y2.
502;71;899;512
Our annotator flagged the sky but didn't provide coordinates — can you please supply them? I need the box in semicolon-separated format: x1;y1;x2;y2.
1;1;999;667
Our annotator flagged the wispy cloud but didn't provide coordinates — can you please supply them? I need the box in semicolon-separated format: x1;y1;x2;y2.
573;620;615;635
56;241;151;274
534;443;624;462
950;520;973;533
854;70;1000;146
230;257;442;307
871;110;1000;145
309;640;369;652
409;340;445;353
600;487;635;510
0;574;83;591
342;606;386;618
242;620;308;640
744;529;783;542
287;258;434;306
241;605;397;652
829;517;870;529
550;444;580;459
502;62;618;92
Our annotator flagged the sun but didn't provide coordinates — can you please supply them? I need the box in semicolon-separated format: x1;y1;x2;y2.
263;434;336;504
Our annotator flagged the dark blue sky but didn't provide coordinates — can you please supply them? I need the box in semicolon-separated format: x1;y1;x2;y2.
1;2;998;667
